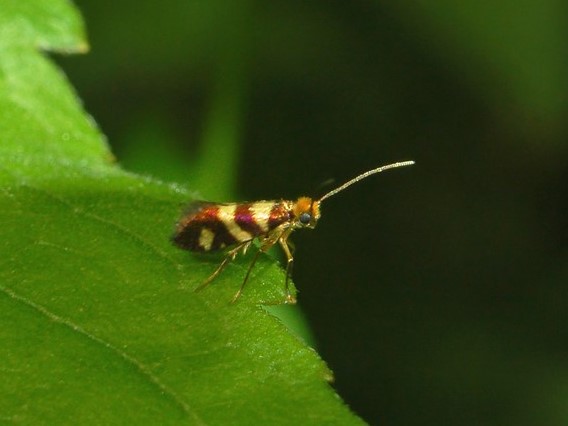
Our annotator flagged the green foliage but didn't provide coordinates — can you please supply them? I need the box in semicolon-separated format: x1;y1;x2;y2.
390;0;568;121
0;2;363;424
56;0;568;424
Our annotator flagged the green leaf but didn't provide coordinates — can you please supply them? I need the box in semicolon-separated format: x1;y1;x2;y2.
0;2;363;424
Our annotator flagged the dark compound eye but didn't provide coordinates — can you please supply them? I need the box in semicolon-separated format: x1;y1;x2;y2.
299;212;311;225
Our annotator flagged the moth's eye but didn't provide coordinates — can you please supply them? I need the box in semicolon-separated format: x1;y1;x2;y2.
299;212;311;225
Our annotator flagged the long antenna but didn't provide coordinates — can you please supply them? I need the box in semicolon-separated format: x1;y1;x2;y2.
318;160;415;202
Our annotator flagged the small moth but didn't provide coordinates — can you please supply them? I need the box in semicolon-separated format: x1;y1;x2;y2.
173;161;414;303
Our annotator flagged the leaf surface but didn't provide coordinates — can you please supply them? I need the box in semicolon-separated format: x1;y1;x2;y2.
0;2;363;424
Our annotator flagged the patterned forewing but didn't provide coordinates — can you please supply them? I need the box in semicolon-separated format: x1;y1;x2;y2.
172;200;293;252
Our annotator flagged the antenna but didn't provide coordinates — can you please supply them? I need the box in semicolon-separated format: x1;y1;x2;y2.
318;161;415;202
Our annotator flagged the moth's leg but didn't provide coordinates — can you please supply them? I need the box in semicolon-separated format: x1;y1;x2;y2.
286;238;295;256
231;229;286;303
278;231;296;304
195;241;251;292
231;248;263;303
231;225;293;303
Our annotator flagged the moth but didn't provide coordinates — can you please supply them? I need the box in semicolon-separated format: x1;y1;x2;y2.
172;161;414;303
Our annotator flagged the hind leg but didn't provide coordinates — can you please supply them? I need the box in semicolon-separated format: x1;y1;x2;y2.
194;241;251;292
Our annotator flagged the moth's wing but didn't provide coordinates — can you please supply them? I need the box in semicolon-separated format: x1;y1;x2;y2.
172;200;290;252
172;201;238;252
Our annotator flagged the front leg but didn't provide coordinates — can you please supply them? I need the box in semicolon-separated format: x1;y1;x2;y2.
277;229;296;304
253;225;296;303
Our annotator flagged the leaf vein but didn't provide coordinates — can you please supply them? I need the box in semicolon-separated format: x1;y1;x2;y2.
0;284;205;424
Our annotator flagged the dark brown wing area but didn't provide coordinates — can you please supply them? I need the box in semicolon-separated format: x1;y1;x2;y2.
172;201;239;252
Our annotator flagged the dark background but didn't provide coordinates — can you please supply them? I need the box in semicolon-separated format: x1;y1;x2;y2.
60;1;568;424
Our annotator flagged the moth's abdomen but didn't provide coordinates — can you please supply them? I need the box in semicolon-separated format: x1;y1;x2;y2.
172;200;292;252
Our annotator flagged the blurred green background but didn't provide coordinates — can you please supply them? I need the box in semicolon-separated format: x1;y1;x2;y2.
59;1;568;424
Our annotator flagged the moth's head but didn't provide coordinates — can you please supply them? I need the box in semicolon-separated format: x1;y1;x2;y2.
293;197;321;229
